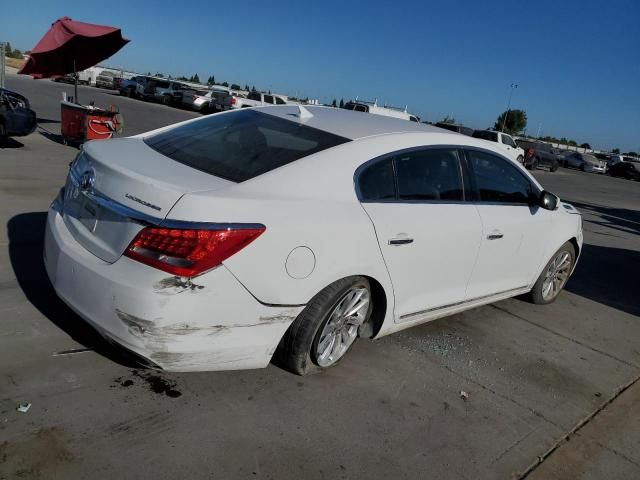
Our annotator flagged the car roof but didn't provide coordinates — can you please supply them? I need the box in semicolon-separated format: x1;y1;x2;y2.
257;105;448;140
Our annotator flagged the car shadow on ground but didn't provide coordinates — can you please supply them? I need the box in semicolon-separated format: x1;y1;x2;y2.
560;200;640;316
38;129;79;149
7;212;140;368
36;117;61;124
0;137;25;149
569;200;640;236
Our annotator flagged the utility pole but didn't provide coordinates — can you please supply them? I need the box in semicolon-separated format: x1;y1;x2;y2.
536;123;542;138
0;42;6;89
501;83;518;132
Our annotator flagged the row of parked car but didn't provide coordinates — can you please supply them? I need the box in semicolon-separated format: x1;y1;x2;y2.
114;75;292;112
434;122;639;180
55;71;640;182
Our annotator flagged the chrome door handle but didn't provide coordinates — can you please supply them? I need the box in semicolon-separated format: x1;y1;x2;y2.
487;233;504;240
389;238;414;245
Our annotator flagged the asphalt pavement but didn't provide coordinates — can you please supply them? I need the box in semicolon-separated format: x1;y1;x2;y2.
1;72;639;480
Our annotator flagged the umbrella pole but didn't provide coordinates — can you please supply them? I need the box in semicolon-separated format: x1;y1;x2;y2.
73;59;79;104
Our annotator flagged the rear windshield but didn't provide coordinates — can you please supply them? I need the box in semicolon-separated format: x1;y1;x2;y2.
144;109;350;182
473;130;498;142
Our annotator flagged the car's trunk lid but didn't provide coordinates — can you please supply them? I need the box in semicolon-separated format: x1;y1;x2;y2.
62;137;233;263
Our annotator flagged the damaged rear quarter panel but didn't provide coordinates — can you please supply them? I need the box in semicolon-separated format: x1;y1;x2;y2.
109;266;303;371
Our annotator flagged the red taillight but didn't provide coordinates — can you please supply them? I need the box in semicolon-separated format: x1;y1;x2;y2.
526;147;535;159
230;96;237;105
124;226;265;277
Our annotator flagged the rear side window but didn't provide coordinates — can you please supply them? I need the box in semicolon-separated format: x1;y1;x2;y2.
358;159;396;201
264;95;274;104
468;150;533;204
145;109;350;182
473;130;498;143
396;149;463;201
275;96;286;105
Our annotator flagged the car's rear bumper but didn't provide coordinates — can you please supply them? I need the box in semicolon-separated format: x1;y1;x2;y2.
44;196;303;372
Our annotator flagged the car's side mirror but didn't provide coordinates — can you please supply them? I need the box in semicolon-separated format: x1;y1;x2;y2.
539;191;558;210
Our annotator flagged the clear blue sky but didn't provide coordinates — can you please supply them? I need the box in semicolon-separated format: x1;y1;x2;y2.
2;0;639;151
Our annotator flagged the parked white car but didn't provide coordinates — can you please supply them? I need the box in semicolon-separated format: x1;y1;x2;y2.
472;130;525;164
180;88;227;112
44;106;583;374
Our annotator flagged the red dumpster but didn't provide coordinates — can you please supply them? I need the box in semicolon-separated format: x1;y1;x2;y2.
61;100;122;144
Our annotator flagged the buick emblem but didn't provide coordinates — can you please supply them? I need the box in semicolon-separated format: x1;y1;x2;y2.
79;169;95;192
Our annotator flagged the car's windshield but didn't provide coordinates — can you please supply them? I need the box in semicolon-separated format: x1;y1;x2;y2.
583;154;598;163
144;109;350;182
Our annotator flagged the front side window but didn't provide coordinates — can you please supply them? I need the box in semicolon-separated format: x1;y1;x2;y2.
275;96;286;105
358;159;396;201
264;95;274;104
395;149;463;201
468;150;533;204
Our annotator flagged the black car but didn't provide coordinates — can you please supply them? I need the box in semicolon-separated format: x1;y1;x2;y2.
434;122;474;136
608;161;640;181
515;139;560;172
0;88;37;141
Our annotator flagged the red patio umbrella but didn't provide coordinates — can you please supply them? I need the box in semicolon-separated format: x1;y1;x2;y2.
18;16;129;101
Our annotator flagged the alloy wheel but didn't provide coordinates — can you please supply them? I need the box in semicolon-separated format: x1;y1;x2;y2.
314;287;370;367
541;250;573;301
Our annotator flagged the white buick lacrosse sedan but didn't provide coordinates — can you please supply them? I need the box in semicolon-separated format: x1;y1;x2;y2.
44;106;583;374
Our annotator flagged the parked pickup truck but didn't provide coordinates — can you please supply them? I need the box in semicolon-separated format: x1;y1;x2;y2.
515;139;560;172
472;129;525;165
95;70;120;90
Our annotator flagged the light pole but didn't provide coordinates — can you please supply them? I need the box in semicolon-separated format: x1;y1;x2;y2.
501;83;518;132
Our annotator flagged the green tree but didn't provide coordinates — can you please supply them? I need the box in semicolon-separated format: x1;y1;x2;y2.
244;84;250;91
221;81;229;87
251;86;257;92
494;109;527;134
612;148;620;154
579;143;591;149
192;73;200;83
339;98;344;108
230;83;241;90
331;99;337;107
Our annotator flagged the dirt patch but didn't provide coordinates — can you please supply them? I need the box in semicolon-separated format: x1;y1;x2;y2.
4;57;24;69
0;427;73;479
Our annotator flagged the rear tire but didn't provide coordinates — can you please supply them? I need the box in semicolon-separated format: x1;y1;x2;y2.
274;277;372;375
550;161;559;172
527;242;576;305
0;121;6;145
